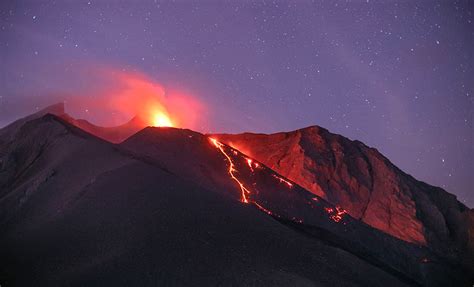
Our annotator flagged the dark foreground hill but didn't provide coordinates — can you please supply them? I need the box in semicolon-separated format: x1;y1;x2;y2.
0;105;472;286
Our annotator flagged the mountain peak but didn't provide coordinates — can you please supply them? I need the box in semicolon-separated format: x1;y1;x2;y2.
213;127;473;258
39;102;65;116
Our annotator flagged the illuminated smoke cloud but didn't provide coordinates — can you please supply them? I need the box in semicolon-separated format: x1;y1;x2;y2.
61;66;206;130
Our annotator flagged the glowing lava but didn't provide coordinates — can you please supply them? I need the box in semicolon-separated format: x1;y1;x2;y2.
272;174;293;188
325;206;347;223
209;137;346;226
152;112;174;127
209;138;251;203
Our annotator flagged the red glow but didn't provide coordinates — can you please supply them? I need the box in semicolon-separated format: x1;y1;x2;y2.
325;206;347;223
107;71;204;128
64;67;205;130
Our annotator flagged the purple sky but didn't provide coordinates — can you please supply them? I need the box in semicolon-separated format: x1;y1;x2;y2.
0;0;472;207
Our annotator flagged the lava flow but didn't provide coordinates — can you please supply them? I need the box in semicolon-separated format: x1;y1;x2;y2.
210;137;285;219
209;138;251;203
272;174;293;188
209;137;347;225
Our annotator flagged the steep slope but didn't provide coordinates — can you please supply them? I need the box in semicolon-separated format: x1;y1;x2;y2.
0;114;413;286
0;103;65;146
122;127;471;286
213;126;473;263
0;102;148;145
0;110;471;286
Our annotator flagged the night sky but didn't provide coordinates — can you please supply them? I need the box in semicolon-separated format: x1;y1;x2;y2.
0;1;472;207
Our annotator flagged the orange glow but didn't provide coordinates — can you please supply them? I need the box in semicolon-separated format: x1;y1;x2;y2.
152;112;174;127
105;71;204;128
65;67;206;130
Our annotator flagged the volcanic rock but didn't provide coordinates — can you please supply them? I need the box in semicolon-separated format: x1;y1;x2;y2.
213;126;474;265
0;107;472;286
0;114;414;286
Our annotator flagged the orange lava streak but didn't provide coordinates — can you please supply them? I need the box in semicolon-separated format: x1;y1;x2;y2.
246;158;254;172
209;138;250;203
254;202;276;216
272;174;293;188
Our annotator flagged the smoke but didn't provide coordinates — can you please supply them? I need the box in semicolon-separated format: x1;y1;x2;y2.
0;65;206;130
61;67;206;130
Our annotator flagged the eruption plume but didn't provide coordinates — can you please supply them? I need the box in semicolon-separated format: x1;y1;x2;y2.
49;66;206;130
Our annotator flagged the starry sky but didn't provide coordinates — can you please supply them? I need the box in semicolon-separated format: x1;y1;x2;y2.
0;0;473;207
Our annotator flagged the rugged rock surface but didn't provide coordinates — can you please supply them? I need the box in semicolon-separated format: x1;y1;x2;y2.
213;126;473;265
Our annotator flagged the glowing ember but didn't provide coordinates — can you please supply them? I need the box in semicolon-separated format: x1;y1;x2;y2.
246;158;255;172
247;158;253;168
152;112;174;127
325;206;347;223
272;174;293;188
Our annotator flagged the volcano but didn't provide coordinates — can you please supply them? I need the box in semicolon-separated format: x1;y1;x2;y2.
0;104;472;286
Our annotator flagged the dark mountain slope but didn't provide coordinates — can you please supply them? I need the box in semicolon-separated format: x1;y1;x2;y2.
213;126;473;264
122;127;471;286
60;113;148;143
0;102;147;145
0;115;413;286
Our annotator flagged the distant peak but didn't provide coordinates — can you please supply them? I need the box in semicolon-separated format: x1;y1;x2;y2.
39;102;65;116
298;125;327;133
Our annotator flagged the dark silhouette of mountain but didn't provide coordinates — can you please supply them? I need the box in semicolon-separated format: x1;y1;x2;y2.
0;105;472;286
0;102;148;144
60;114;149;143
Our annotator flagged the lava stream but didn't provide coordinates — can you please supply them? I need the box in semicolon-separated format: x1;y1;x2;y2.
209;137;347;225
209;138;251;203
271;174;293;188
